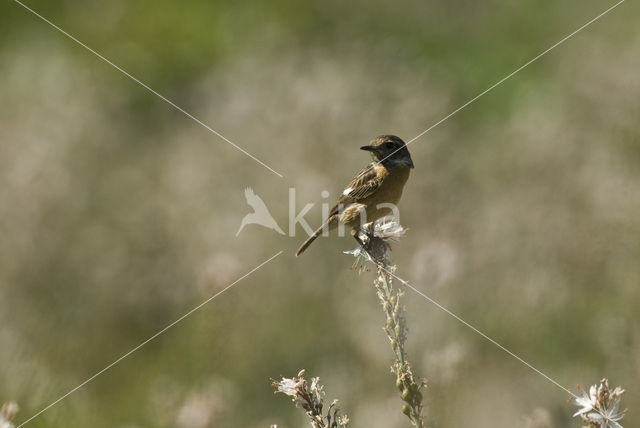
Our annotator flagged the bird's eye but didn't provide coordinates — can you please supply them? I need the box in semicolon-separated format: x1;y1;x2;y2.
385;142;394;149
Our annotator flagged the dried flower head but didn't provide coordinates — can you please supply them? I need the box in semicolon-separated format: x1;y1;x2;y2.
343;245;373;274
345;218;406;269
372;219;407;242
272;370;348;428
573;378;626;428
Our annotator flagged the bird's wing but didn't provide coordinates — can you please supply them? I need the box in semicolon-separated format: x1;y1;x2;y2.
331;164;381;215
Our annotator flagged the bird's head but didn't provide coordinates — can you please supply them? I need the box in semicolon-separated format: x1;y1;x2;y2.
360;135;414;168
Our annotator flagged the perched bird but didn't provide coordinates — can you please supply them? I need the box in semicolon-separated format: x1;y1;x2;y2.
296;135;413;256
236;187;285;236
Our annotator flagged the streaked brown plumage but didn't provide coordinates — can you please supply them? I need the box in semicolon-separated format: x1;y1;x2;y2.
296;135;413;256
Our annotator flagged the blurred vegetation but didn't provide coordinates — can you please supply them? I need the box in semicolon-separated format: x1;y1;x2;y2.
1;0;639;427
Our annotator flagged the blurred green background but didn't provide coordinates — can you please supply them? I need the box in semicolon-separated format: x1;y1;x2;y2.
1;0;639;427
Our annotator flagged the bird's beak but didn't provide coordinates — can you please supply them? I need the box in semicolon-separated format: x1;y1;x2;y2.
360;145;376;152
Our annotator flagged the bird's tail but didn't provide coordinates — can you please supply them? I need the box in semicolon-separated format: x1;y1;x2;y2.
296;218;333;256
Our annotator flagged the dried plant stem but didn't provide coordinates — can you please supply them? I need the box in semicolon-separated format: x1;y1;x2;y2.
375;264;425;428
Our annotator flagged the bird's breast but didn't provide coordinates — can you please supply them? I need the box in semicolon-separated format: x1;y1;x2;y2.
338;165;411;227
368;165;410;205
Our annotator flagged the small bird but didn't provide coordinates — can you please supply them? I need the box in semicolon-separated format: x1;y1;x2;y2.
296;135;414;256
236;187;285;236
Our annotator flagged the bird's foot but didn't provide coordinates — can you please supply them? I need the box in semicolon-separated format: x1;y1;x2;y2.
352;225;390;266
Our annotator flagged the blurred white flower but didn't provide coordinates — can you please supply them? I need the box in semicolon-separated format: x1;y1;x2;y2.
0;402;18;428
175;393;216;428
573;379;625;428
522;408;552;428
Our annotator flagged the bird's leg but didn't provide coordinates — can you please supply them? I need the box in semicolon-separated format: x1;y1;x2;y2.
364;221;375;237
351;227;368;248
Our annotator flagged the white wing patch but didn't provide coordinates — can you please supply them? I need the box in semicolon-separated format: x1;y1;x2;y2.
343;187;353;196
